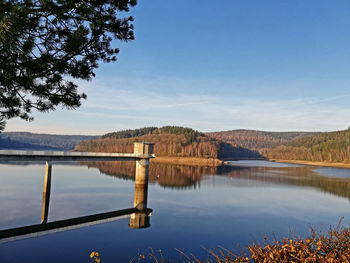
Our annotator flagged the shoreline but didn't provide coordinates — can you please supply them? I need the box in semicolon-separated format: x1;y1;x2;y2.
151;156;223;166
269;159;350;169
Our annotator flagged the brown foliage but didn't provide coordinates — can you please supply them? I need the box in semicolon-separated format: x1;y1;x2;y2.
132;225;350;262
75;132;260;159
75;133;220;158
246;225;350;263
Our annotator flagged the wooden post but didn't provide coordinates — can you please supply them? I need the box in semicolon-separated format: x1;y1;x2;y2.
41;161;52;224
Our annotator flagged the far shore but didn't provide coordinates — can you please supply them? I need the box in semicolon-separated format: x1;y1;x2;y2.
269;159;350;169
151;156;223;166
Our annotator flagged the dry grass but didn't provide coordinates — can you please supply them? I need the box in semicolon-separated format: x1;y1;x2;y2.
130;223;350;262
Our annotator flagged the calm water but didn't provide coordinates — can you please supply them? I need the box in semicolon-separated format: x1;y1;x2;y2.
1;160;350;262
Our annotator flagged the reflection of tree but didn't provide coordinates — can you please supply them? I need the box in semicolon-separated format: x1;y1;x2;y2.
81;161;350;201
218;166;350;202
81;161;218;190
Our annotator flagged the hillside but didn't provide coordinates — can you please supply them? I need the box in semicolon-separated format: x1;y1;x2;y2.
266;128;350;164
102;127;157;139
207;129;318;150
75;126;261;161
0;132;99;151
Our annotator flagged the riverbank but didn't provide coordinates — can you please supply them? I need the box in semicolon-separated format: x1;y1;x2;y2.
151;156;223;166
134;224;350;263
270;159;350;169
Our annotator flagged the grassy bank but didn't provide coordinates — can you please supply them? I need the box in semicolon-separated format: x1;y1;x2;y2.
270;159;350;169
128;224;350;263
151;156;223;166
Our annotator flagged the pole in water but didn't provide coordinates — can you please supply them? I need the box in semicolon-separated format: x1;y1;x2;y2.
41;161;52;224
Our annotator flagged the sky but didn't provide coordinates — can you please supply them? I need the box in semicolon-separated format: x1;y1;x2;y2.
6;0;350;135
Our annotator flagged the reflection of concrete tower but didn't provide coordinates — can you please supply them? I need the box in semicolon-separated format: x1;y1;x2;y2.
134;158;149;210
129;142;154;229
129;211;152;229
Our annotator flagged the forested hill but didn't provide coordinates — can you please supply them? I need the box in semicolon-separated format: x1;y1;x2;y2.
266;128;350;163
0;132;99;151
102;127;157;139
75;126;261;160
206;129;318;150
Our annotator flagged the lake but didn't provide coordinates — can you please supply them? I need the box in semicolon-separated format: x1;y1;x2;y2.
1;160;350;262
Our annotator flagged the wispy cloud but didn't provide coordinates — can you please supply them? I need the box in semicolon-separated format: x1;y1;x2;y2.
73;84;350;133
6;76;350;134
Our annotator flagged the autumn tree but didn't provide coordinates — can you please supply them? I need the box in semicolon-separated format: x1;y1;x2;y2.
0;0;136;131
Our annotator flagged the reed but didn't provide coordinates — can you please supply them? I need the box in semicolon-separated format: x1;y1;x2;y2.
130;222;350;263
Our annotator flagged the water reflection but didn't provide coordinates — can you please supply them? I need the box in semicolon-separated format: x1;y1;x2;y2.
1;160;350;262
81;161;200;189
82;160;350;201
129;212;151;229
219;165;350;202
81;161;218;189
0;159;152;242
41;161;52;223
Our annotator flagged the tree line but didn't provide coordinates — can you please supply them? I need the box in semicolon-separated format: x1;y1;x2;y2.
75;126;261;159
265;128;350;163
102;126;205;145
207;129;317;150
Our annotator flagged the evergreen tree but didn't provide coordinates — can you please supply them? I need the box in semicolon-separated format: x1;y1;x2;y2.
0;0;136;130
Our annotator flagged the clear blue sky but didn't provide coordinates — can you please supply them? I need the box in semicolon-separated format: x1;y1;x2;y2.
6;0;350;134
